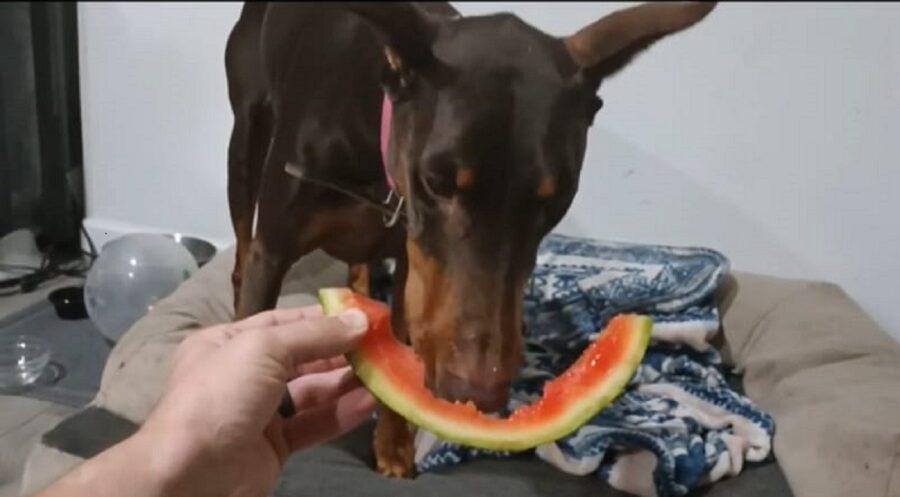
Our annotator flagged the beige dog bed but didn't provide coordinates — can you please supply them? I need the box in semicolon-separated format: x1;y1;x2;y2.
19;246;900;497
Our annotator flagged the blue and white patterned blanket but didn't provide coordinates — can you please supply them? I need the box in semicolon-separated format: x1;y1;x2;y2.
391;233;775;497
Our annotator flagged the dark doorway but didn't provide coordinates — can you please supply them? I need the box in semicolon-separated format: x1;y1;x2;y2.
0;2;84;257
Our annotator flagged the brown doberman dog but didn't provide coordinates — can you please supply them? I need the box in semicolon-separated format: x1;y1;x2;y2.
225;2;716;477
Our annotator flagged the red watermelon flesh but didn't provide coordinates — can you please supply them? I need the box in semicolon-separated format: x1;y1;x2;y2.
319;287;651;451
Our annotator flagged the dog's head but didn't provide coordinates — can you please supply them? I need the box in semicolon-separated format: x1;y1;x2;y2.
351;2;716;411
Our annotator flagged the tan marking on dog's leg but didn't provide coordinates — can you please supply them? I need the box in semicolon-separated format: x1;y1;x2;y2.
374;408;416;478
349;263;370;296
232;218;252;314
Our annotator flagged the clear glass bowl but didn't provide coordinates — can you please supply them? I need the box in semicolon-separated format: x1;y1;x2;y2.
0;335;51;388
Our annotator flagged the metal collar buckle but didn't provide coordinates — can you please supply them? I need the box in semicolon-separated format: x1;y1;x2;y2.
381;189;405;228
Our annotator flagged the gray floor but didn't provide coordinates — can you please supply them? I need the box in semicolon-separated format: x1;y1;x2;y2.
0;276;83;497
0;396;74;497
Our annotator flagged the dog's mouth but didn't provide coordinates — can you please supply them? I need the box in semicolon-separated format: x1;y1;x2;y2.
409;310;520;414
402;238;522;414
424;369;512;413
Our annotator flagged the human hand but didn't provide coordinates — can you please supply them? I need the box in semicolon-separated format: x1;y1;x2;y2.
133;305;376;497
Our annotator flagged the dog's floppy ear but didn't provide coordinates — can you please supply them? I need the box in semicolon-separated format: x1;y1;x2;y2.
563;2;716;85
342;2;438;74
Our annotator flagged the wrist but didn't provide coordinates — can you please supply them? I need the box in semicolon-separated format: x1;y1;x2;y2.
35;428;173;497
128;418;215;497
124;427;187;496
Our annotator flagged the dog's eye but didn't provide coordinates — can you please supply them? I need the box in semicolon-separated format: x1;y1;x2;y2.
417;155;461;200
420;167;455;199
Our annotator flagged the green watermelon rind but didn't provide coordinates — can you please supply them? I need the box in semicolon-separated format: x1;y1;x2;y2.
319;287;652;451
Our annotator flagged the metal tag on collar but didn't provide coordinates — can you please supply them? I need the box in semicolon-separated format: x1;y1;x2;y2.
381;189;405;228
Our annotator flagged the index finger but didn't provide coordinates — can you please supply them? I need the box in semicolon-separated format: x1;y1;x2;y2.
251;309;369;379
233;305;324;332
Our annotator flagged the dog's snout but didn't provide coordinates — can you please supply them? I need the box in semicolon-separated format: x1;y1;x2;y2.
434;372;510;413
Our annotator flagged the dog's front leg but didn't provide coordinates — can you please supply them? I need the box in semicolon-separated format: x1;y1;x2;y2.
374;408;416;477
357;257;417;478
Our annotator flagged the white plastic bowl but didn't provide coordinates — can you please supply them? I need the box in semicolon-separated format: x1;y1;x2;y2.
0;335;51;388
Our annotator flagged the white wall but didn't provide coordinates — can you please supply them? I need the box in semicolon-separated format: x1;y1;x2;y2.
78;3;900;339
78;2;242;248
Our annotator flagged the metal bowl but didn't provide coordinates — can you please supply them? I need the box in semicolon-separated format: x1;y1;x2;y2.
163;234;217;267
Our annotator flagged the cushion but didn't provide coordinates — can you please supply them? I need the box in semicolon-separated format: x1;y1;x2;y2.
718;273;900;497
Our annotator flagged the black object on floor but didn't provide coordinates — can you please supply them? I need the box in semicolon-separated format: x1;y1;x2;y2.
47;285;88;320
41;406;139;459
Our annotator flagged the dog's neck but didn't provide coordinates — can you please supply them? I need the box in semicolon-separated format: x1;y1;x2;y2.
284;93;404;227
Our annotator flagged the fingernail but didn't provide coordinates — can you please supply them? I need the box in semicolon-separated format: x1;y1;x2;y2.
337;309;368;335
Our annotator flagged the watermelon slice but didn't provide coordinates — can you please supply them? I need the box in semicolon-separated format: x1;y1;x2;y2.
318;287;651;451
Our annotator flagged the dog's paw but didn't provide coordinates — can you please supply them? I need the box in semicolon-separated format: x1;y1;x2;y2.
373;410;416;478
375;445;415;478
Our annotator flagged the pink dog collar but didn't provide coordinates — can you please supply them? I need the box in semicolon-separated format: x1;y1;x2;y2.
380;95;395;189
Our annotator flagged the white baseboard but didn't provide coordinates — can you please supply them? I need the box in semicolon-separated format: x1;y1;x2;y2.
82;217;232;253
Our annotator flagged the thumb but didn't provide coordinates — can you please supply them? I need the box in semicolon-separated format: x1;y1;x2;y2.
262;308;369;377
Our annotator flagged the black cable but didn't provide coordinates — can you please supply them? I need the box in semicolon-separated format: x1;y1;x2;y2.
0;221;96;295
81;221;97;261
